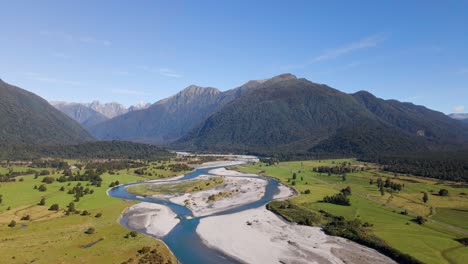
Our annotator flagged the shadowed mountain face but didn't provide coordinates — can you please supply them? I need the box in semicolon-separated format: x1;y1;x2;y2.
0;79;94;145
175;76;468;156
87;75;290;144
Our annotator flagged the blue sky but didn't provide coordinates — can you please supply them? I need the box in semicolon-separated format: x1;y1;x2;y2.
1;0;467;113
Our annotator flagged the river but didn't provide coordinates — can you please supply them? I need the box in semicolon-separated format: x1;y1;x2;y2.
108;160;281;264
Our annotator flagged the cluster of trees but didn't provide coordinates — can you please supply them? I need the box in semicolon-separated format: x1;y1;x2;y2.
0;168;37;182
373;177;404;192
259;157;280;166
167;163;191;173
313;163;359;175
30;159;69;169
322;186;352;206
109;181;120;187
57;169;102;186
361;152;468;182
67;183;94;202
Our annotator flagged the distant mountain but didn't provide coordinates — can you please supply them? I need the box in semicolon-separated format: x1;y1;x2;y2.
51;101;151;129
88;76;281;144
449;113;468;123
0;79;94;145
51;102;109;130
175;75;468;156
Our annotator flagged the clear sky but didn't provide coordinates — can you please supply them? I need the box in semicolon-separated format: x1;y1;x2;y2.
1;0;467;113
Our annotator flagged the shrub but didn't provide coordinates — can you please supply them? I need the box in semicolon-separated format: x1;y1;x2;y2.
38;184;47;192
8;220;16;227
415;216;426;225
38;198;46;206
439;189;449;196
49;203;59;211
95;213;102;218
85;227;95;234
304;189;311;194
21;215;30;221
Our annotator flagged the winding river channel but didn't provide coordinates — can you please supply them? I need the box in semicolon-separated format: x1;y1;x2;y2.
108;160;280;264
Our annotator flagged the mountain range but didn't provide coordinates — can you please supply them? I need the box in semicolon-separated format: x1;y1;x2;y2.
176;75;468;155
51;101;151;129
87;74;293;143
2;74;468;158
0;79;93;145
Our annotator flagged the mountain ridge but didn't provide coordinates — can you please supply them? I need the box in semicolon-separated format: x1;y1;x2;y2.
0;79;94;145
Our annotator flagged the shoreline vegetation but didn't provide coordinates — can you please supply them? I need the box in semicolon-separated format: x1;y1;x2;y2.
236;159;468;264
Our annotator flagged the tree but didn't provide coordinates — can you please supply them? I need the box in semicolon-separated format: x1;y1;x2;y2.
422;192;429;203
369;179;374;185
59;186;65;191
8;220;16;227
38;197;46;206
380;185;385;196
342;174;347;182
438;189;449;196
38;184;47;192
0;194;3;204
67;202;76;213
292;173;297;180
49;203;59;211
304;189;311;194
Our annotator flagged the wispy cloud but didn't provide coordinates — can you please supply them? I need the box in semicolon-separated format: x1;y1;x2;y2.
313;34;387;62
23;72;81;86
158;68;182;78
452;105;465;113
282;34;387;70
139;66;182;78
40;31;111;46
112;89;146;95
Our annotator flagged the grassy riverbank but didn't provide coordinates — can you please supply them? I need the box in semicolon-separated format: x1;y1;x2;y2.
0;160;189;263
236;159;468;264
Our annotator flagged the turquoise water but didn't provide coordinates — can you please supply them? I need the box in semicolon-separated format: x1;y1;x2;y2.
108;164;281;264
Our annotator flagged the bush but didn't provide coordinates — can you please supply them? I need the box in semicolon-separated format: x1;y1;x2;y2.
21;215;30;221
41;176;55;184
85;227;95;234
38;184;47;192
414;216;426;225
38;198;46;206
8;220;16;227
95;213;102;218
304;189;311;194
439;189;449;196
49;203;59;211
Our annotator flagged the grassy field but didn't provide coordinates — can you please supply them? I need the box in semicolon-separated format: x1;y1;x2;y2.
0;160;190;264
126;177;224;196
236;159;468;264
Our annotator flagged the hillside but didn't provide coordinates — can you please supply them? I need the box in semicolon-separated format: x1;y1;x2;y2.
0;79;94;145
176;75;468;157
87;75;286;144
